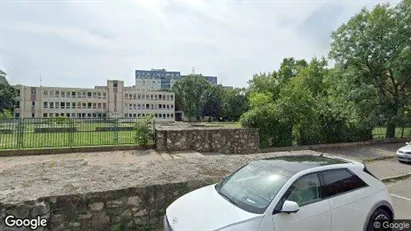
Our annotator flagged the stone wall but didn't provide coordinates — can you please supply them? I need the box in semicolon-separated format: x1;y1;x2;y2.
0;179;215;231
155;127;259;154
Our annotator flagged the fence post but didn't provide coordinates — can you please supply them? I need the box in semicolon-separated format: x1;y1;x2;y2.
69;118;74;148
114;118;119;146
17;118;24;150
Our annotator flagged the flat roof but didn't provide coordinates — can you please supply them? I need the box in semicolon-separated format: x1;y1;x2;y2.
251;155;349;177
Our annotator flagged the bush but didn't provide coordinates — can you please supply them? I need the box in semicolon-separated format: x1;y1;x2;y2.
133;115;154;146
240;104;293;148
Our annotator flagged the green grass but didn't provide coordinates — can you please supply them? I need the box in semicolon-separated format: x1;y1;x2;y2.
0;131;141;149
371;127;411;139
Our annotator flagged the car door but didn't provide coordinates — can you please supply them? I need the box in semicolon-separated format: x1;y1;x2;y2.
271;172;332;231
320;168;372;231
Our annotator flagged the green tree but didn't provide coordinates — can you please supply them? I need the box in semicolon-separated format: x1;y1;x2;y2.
133;115;154;146
330;0;411;138
201;84;224;120
221;88;249;121
0;70;16;113
172;74;212;121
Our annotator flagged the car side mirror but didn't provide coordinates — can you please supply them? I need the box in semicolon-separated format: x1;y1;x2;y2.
281;200;300;214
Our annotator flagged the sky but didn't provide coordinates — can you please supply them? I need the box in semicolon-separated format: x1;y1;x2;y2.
0;0;400;88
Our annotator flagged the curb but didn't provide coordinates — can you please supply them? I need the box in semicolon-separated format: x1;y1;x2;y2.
362;156;396;163
381;172;411;183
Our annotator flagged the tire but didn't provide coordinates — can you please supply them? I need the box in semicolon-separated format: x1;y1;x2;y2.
366;208;393;231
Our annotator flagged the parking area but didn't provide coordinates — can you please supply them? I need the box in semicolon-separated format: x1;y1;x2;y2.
386;178;411;219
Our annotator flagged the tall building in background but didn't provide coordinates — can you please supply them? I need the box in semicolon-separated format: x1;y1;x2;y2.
135;68;218;91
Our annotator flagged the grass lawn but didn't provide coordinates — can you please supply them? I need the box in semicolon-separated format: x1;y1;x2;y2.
0;131;139;150
372;127;411;139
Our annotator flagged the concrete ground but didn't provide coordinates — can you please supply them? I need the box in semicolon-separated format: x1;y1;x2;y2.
387;178;411;219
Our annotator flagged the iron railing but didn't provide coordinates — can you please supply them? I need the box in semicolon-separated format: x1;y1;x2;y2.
0;118;155;150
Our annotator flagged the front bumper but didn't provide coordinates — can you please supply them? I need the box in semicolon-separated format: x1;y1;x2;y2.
396;152;411;162
163;215;173;231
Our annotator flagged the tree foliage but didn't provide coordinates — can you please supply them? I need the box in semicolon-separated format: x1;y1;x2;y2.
0;70;16;113
172;75;248;121
330;0;411;137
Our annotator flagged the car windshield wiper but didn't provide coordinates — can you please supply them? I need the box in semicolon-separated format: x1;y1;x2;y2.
217;189;239;207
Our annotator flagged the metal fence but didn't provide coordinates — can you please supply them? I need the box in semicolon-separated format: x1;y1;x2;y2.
0;118;155;150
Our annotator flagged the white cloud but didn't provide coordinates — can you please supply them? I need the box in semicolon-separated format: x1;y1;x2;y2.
0;0;398;88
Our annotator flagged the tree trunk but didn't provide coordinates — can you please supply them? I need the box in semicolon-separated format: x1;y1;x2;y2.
386;122;396;138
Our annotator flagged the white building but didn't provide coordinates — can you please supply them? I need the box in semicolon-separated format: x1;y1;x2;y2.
13;80;175;121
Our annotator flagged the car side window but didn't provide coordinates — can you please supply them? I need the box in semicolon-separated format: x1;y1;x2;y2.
321;169;368;198
284;173;322;207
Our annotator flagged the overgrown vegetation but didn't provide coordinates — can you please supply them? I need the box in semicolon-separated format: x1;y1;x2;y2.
240;0;411;147
133;115;154;146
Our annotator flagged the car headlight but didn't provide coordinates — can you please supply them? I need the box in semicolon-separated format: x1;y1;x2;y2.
398;150;404;154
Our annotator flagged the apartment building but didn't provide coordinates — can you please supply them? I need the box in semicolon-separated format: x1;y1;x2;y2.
135;68;218;91
13;80;175;121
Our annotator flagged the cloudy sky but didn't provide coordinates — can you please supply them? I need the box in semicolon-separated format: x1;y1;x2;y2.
0;0;399;88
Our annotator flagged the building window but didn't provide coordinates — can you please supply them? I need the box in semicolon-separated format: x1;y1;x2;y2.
49;102;54;109
66;113;70;118
88;103;92;109
17;90;21;97
72;92;76;97
15;101;20;108
67;91;70;98
150;95;153;100
93;103;96;109
15;113;20;118
71;113;76;118
49;113;54;117
82;92;87;98
32;102;35;107
98;103;101;109
82;103;86;109
87;113;91;117
167;105;170;109
159;104;162;109
93;92;97;98
159;95;162;100
61;91;65;97
43;102;48;108
171;105;174;109
113;83;118;87
43;113;47;118
61;102;65;109
171;114;174;118
103;103;106;109
154;95;158;100
102;93;106;99
125;94;128;99
77;103;81;109
43;90;48;96
55;102;59;109
88;92;92;98
32;113;35;118
171;95;174;100
97;93;101;99
55;91;59;97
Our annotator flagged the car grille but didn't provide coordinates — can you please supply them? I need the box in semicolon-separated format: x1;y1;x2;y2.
405;151;411;155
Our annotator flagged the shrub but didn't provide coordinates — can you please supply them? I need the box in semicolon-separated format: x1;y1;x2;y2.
133;115;154;146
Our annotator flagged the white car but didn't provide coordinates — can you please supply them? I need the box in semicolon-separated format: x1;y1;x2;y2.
164;155;394;231
396;141;411;163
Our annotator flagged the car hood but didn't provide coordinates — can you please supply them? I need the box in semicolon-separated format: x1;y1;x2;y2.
399;144;411;152
166;184;263;231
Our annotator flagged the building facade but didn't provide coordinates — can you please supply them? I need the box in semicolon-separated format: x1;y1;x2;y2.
135;69;218;91
13;80;175;121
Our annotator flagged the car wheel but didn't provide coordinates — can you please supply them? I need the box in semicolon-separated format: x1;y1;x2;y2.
366;208;393;231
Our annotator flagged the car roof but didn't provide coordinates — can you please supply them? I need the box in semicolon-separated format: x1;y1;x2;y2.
250;155;351;177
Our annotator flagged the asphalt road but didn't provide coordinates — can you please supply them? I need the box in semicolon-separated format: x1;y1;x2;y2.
387;178;411;219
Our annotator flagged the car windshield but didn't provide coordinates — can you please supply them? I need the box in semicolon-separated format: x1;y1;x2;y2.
216;163;289;214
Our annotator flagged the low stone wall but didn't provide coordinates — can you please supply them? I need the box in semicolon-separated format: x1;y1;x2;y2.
155;127;259;154
0;179;215;231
